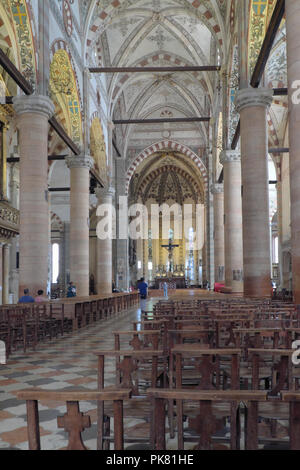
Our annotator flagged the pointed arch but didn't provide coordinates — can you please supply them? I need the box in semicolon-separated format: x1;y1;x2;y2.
125;140;208;195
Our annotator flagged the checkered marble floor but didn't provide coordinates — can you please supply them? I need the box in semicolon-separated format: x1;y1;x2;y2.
0;299;159;450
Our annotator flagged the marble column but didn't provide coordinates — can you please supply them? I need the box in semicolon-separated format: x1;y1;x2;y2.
220;150;244;293
9;164;19;301
211;184;225;283
95;187;114;295
115;159;129;291
286;1;300;303
235;88;273;297
13;95;54;297
66;154;94;297
207;153;215;290
0;244;3;304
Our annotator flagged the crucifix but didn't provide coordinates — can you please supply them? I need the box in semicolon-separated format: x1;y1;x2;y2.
161;238;179;273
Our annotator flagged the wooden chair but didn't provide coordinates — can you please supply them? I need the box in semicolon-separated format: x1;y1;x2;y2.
95;349;165;449
147;389;268;450
113;330;161;352
244;348;294;443
247;348;294;395
9;306;37;353
17;388;131;450
168;345;242;440
33;304;60;343
50;303;73;336
170;346;241;392
167;329;214;351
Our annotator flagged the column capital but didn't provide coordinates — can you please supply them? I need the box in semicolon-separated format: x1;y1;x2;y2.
95;186;115;201
13;94;54;119
234;87;273;113
66;154;94;170
220;149;241;165
211;183;224;195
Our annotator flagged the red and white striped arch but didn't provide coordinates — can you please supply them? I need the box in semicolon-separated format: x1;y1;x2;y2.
125;140;208;195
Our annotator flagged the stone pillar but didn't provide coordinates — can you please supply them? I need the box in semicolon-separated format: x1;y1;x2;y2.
0;244;3;304
220;150;244;293
66;154;94;297
211;184;225;283
206;153;215;290
286;1;300;303
235;88;273;297
95;187;114;295
3;244;10;304
9;165;19;301
115;159;129;291
13;95;54;297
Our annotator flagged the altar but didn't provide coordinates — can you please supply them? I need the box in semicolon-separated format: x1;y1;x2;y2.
155;277;186;290
155;239;187;289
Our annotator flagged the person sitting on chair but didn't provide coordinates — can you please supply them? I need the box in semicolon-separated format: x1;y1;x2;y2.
35;290;48;303
18;289;35;304
67;282;77;298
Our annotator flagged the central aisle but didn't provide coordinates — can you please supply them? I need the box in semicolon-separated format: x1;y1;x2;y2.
0;299;158;450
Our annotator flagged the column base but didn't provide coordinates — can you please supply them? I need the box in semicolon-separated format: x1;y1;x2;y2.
221;282;244;296
242;274;272;298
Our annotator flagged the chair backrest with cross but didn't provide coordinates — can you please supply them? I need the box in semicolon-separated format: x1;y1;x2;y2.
94;349;165;449
147;388;269;450
17;388;131;450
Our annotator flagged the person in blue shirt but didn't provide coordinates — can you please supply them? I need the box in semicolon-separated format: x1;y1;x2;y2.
138;277;148;313
67;282;77;298
18;289;35;303
138;277;148;299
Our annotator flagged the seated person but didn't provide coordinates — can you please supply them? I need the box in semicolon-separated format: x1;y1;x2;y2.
67;282;77;298
35;290;48;303
18;288;35;303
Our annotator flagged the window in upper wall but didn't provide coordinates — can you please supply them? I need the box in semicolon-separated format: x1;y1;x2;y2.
52;243;60;284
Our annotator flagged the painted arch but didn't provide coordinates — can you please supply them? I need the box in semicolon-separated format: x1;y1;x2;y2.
50;46;82;147
90;115;108;184
125;140;208;195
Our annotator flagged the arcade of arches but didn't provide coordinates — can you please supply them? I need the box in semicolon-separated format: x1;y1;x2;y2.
0;0;296;304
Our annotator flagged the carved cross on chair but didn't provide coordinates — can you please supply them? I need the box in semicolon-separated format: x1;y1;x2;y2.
196;355;220;390
129;334;143;350
117;356;139;395
225;322;237;347
189;401;226;450
271;355;290;396
57;401;91;450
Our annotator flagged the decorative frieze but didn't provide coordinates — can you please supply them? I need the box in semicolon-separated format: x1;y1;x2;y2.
0;201;19;238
